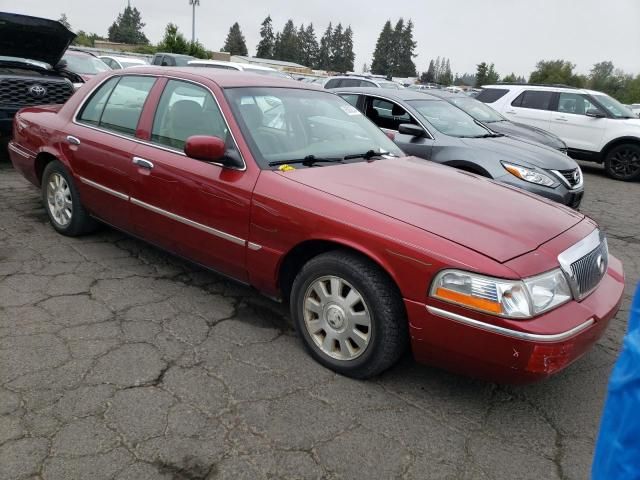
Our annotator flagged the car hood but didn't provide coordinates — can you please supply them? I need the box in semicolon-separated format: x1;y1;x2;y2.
458;135;577;170
277;157;583;263
488;120;567;151
0;13;76;67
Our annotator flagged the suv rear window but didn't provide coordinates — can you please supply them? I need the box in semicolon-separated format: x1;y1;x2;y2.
324;79;341;89
475;88;509;103
511;90;554;110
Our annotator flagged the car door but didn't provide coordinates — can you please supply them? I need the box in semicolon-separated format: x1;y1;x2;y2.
128;78;253;281
548;92;606;152
361;96;434;158
503;90;554;130
64;75;157;230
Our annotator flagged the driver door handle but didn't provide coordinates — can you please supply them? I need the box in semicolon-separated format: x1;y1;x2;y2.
66;135;81;145
132;157;154;169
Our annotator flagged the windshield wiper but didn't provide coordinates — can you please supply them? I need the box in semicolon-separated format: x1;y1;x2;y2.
343;150;392;160
474;133;505;138
268;155;344;167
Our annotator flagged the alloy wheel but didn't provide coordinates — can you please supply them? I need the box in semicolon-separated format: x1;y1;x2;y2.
46;173;73;228
609;147;640;178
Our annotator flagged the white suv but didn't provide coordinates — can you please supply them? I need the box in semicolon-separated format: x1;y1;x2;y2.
477;84;640;181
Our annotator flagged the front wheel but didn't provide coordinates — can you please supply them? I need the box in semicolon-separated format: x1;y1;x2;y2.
604;144;640;181
290;250;408;379
42;160;98;236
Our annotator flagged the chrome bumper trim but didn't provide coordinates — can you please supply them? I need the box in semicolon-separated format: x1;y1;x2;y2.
426;306;594;342
8;142;34;159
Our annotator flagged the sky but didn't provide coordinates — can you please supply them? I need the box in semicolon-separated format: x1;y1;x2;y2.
3;0;639;77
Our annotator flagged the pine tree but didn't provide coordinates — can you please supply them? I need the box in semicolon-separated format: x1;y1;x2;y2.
441;58;453;85
487;63;500;84
395;19;417;77
58;13;71;29
108;4;148;44
475;62;488;87
156;23;189;54
370;20;394;76
362;63;368;74
298;23;319;68
423;60;436;83
274;20;299;62
256;15;275;59
222;22;248;56
317;23;333;70
330;23;343;72
434;57;441;83
342;26;355;72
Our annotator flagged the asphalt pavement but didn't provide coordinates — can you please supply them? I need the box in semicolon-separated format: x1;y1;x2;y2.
0;161;638;480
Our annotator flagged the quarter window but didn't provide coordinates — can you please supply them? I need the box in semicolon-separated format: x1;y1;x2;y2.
98;76;156;136
78;77;120;125
511;90;554;110
151;80;229;150
367;98;415;131
475;88;509;103
340;94;360;108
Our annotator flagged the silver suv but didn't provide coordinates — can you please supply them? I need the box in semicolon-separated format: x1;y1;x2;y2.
324;76;403;90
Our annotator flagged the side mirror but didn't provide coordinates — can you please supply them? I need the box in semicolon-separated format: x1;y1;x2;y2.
398;123;425;137
184;136;243;169
586;109;606;118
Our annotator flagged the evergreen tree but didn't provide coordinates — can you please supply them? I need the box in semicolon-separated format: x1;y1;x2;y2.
222;22;248;56
394;19;416;77
274;20;299;62
256;15;275;59
58;13;71;29
441;58;453;85
156;23;189;53
370;20;394;76
342;26;355;72
475;62;488;86
486;63;500;84
422;60;436;83
298;23;319;68
362;62;368;73
317;23;333;70
108;4;148;44
434;57;441;83
330;23;343;72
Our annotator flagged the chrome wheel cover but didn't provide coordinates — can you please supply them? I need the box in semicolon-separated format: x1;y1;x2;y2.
46;173;73;228
303;275;372;361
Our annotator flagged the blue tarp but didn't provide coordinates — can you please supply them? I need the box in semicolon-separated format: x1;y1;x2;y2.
592;282;640;479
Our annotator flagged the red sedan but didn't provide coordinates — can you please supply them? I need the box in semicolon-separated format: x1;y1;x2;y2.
8;68;625;383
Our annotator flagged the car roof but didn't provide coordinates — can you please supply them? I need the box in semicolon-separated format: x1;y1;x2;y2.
109;66;318;89
100;55;147;63
481;83;597;95
154;52;194;58
331;86;444;102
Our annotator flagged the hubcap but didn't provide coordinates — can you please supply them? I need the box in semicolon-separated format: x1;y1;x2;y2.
46;173;73;227
610;148;640;177
303;275;372;361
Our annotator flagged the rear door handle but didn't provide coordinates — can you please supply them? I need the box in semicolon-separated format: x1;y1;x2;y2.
66;135;81;145
505;110;516;115
555;117;569;122
132;157;154;169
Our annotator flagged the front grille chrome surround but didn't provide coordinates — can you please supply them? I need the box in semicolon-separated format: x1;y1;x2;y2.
557;229;608;300
551;167;583;190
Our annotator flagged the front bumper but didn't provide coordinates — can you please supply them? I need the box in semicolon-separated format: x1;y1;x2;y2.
406;255;624;384
494;173;583;209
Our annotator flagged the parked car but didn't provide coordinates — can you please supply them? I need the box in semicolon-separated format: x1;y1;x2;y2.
8;68;623;383
324;75;403;90
62;50;111;82
187;59;293;79
151;53;195;67
423;89;568;153
628;104;640;118
477;84;640;181
334;87;584;208
0;13;80;145
98;55;148;70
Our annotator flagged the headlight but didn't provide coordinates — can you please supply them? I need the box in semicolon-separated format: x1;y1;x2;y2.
502;162;556;187
430;269;572;319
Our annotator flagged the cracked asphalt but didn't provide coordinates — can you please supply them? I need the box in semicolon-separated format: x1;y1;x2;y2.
0;160;638;480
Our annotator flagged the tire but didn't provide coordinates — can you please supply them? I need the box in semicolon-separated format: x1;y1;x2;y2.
290;250;408;379
41;160;98;236
604;143;640;181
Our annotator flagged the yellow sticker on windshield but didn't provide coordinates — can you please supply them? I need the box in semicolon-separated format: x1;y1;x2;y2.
278;164;296;172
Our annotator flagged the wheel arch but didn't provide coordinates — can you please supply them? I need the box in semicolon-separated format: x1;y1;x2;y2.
600;136;640;161
34;146;73;186
277;238;403;303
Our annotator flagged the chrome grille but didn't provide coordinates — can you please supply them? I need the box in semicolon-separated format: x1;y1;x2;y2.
0;78;73;107
570;240;608;298
557;168;582;188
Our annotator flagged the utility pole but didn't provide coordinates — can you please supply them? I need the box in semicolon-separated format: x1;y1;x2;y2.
189;0;200;43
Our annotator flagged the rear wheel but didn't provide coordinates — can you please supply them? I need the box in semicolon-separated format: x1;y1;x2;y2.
604;143;640;181
290;250;408;379
42;161;98;236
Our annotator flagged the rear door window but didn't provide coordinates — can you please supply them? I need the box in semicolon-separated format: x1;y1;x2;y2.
80;76;156;136
475;88;509;103
368;98;415;131
324;79;342;89
78;77;120;125
557;92;600;115
511;90;554;110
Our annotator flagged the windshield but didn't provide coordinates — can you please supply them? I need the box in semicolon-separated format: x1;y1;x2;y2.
449;96;505;123
244;67;291;79
407;99;490;137
225;87;403;168
592;94;636;119
63;54;111;75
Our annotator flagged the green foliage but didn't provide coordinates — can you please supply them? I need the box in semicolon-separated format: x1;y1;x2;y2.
298;24;320;68
107;5;148;44
73;31;100;47
274;20;299;62
157;23;189;53
371;19;417;77
453;73;476;86
529;60;585;87
256;16;275;59
317;23;333;70
58;13;71;29
475;62;499;87
222;22;248;56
